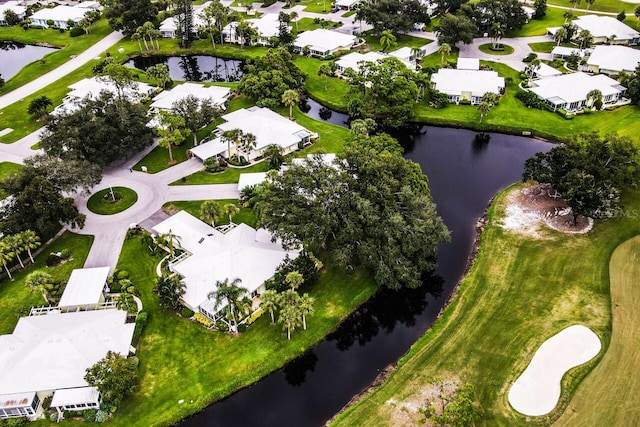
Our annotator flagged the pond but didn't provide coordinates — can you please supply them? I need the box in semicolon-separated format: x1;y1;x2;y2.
179;121;553;426
123;55;243;82
0;41;58;81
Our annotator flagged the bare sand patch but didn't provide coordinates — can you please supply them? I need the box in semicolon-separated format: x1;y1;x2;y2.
501;184;593;238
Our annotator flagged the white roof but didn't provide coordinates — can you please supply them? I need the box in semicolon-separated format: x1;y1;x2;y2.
551;46;591;58
0;1;26;17
535;62;563;78
431;69;505;97
30;5;87;23
66;77;154;102
75;1;102;9
159;3;210;32
587;45;640;73
58;267;109;308
189;137;228;160
336;0;359;7
0;391;37;410
294;29;357;53
335;51;388;73
217;107;312;152
529;72;624;104
0;310;135;395
237;172;268;191
457;57;480;70
224;13;284;39
150;82;230;109
51;387;100;407
574;15;640;41
152;211;298;310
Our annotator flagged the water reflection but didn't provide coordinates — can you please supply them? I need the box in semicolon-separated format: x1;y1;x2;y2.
0;41;58;81
123;55;243;82
283;350;318;387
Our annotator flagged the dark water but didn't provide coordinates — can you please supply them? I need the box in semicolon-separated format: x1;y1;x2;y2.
0;41;57;81
299;98;350;127
123;55;243;82
179;125;553;427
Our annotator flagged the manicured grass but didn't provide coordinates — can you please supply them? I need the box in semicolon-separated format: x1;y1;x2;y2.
528;41;573;53
0;162;22;198
295;56;350;112
172;161;271;185
295;0;332;14
548;0;638;14
0;232;94;335
294;17;341;33
418;48;459;69
342;10;356;17
331;186;640;426
478;43;515;55
0;19;113;94
363;33;433;52
508;7;567;37
162;199;257;228
69;233;378;427
87;187;138;215
554;235;640;426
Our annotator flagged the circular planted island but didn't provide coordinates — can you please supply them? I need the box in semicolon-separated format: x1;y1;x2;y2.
479;43;515;55
87;187;138;215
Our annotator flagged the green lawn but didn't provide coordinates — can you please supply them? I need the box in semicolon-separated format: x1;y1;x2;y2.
87;187;138;215
46;233;378;427
331;185;640;426
0;232;94;335
548;0;640;14
294;0;332;14
0;19;113;95
478;43;515;55
0;162;22;198
162;199;257;227
295;56;350;112
554;235;640;426
294;17;342;33
172;161;271;185
528;41;573;53
417;47;459;69
508;7;567;37
363;33;433;52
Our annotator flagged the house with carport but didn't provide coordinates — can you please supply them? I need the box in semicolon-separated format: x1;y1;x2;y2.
548;15;639;45
222;13;286;46
149;82;230;114
430;58;505;104
159;1;212;38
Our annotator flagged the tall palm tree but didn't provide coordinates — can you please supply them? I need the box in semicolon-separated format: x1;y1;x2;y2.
134;25;149;51
146;64;171;89
554;27;568;46
438;43;451;65
239;132;257;162
411;47;422;68
290;11;299;31
159;229;181;256
528;58;542;77
585;0;595;9
4;234;24;269
318;64;333;91
25;271;53;304
569;0;580;10
21;230;40;264
577;29;593;50
207;278;250;332
224;203;240;224
563;10;574;24
0;241;15;280
586;89;603;109
200;200;223;227
260;289;279;323
132;31;144;53
285;271;304;290
221;128;242;160
142;21;160;50
379;29;396;52
282;89;300;121
279;304;301;340
298;293;314;330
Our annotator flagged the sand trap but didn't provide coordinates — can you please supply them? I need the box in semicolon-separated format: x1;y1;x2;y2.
508;325;601;416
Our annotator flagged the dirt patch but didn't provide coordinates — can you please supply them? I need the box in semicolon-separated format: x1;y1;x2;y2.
501;184;593;237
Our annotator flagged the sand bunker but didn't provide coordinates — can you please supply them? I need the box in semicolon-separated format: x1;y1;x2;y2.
508;325;601;416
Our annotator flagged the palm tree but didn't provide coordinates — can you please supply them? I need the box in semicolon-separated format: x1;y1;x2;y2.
282;89;300;121
0;241;15;280
224;203;240;224
238;132;257;162
636;5;640;26
411;47;422;68
563;10;574;24
134;25;149;51
211;2;230;47
477;92;498;123
554;27;568;46
146;64;171;89
132;31;144;53
379;29;396;52
260;289;279;323
577;29;593;50
159;229;181;256
318;64;334;91
585;0;595;9
528;58;542;77
4;234;24;269
264;144;285;170
489;23;503;49
207;278;250;332
438;43;451;65
142;21;160;50
569;0;580;9
298;293;314;330
279;304;301;340
154;274;185;310
200;200;223;227
21;230;40;264
586;89;603;109
414;72;430;102
221;128;242;160
285;270;304;290
25;270;53;303
290;11;299;31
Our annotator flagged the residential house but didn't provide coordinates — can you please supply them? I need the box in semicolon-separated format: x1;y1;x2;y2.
159;1;212;38
430;58;505;104
528;62;563;79
550;46;592;60
548;15;640;45
151;211;299;322
189;106;313;161
335;51;388;74
222;13;286;46
0;1;26;26
293;29;357;57
388;45;431;70
57;267;110;312
528;71;626;112
149;82;230;114
29;5;89;29
335;0;359;10
586;45;640;75
0;309;135;419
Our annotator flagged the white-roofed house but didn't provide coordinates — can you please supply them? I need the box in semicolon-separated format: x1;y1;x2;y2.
222;13;286;46
528;71;626;112
550;46;592;60
50;387;101;418
151;211;299;323
430;58;505;104
0;309;135;419
190;106;313;162
149;82;231;115
53;77;155;115
57;267;110;312
29;5;88;29
159;1;212;38
237;172;268;191
335;51;388;74
293;29;358;58
456;57;480;70
572;15;640;45
528;62;563;79
586;45;640;75
336;0;359;10
0;1;26;25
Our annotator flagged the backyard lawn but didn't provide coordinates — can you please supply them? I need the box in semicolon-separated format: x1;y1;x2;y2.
162;199;257;227
332;186;640;426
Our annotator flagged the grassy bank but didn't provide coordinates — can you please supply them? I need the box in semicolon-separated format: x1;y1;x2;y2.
42;233;378;427
554;235;640;426
0;232;94;334
331;185;640;426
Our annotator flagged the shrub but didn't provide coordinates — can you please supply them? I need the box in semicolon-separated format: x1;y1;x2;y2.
265;252;322;292
263;0;277;6
227;156;248;166
117;270;129;280
3;418;28;427
46;253;61;267
131;311;148;346
59;248;71;259
181;308;194;318
203;157;227;173
94;410;109;423
82;409;97;422
70;26;85;37
617;10;626;21
515;90;546;109
523;52;537;63
194;313;213;327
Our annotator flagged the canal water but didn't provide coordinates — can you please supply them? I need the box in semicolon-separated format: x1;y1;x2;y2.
179;108;553;427
0;41;57;81
124;55;243;82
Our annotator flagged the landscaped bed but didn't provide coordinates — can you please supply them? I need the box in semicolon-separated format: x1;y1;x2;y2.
478;43;515;55
87;187;138;215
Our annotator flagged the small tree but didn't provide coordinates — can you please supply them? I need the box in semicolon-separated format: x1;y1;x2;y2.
4;10;21;26
617;10;626;22
379;29;397;52
25;270;54;303
27;96;53;120
285;270;304;290
263;144;285;170
4;234;25;269
260;289;279;323
224;203;240;224
200;200;223;227
0;241;15;280
85;351;138;407
585;0;595;9
533;0;547;18
157;111;190;164
154;274;185;310
477;92;498;123
282;89;300;121
207;278;251;332
172;95;221;146
318;64;335;91
438;43;451;65
21;230;41;264
298;293;314;330
586;89;603;110
636;5;640;25
279;304;301;340
146;64;171;89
